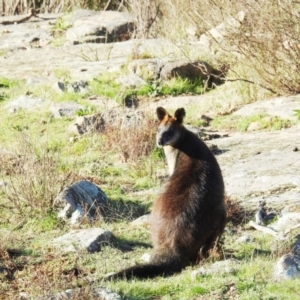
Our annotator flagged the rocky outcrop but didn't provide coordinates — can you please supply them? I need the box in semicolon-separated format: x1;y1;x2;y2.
211;125;300;210
66;10;136;44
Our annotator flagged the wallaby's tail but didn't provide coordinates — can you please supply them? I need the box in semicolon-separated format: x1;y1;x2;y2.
105;253;185;280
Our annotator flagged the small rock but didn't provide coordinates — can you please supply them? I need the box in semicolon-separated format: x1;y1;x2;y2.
50;102;84;118
128;58;167;81
191;259;239;280
67;80;89;93
54;180;107;224
66;10;135;44
247;122;261;131
52;228;113;253
160;60;224;88
130;214;151;227
141;253;152;263
0;181;8;187
69;113;105;135
237;235;254;243
37;287;122;300
19;292;29;299
92;287;122;300
6;95;46;112
273;253;300;281
116;74;147;88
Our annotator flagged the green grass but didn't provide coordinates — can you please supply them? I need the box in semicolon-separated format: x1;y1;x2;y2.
294;109;300;120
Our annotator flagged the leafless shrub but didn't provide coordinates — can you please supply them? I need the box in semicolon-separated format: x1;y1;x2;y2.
170;0;300;95
125;0;162;38
0;134;72;217
225;196;249;226
100;110;157;162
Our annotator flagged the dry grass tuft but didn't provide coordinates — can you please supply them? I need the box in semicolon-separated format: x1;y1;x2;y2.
225;195;249;226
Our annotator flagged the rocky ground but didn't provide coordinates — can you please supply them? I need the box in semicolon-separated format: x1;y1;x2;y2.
1;10;300;298
1;10;300;212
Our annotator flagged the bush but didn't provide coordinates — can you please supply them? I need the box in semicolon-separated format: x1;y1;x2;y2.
0;134;71;218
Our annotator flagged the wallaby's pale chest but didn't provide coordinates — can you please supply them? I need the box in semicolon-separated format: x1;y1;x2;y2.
163;145;179;176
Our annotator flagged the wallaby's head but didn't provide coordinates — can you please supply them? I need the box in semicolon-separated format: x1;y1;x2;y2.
156;107;186;147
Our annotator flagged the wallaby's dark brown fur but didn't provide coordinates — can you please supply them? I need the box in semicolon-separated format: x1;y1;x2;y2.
106;107;226;280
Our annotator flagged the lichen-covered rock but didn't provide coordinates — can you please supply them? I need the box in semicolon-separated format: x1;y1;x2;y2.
54;180;107;224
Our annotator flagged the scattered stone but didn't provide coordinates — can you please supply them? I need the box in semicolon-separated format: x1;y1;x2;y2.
69;113;105;135
66;10;136;44
128;58;167;81
209;144;223;155
273;253;300;281
67;80;89;93
92;287;122;300
237;235;254;243
160;60;224;88
87;95;119;110
130;214;151;227
191;259;239;280
50;102;85;118
141;253;152;263
26;77;49;87
0;181;8;187
6;95;46;112
37;287;122;300
120;110;144;129
52;228;113;253
200;114;213;126
54;180;107;224
54;80;89;93
247;121;261;132
116;74;147;88
19;292;29;299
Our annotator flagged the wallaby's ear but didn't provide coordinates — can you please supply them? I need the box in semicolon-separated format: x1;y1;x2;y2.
174;108;186;124
156;107;168;121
